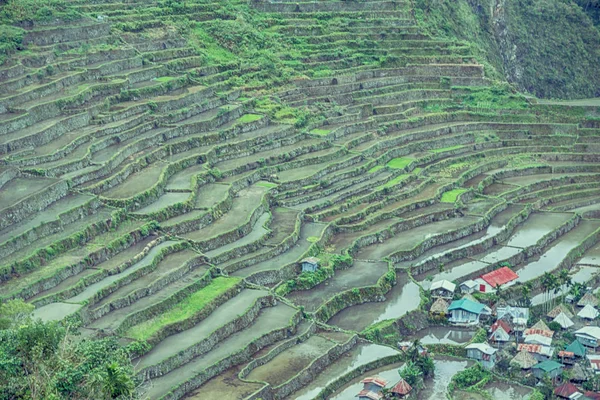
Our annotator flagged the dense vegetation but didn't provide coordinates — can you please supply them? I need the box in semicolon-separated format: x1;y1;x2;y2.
0;300;135;400
415;0;600;98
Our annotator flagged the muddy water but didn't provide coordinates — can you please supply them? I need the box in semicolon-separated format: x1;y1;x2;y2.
407;327;475;345
399;205;524;270
419;259;488;287
184;365;262;400
504;212;572;248
484;381;532;400
516;219;600;283
327;273;420;332
245;335;335;387
231;222;326;277
356;216;480;260
286;260;388;312
418;357;473;400
289;343;400;400
579;242;600;266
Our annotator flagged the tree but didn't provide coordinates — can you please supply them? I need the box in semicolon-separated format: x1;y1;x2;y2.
0;300;135;400
399;362;422;387
520;282;533;307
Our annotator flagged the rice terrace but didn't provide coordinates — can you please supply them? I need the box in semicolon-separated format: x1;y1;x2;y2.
0;0;599;399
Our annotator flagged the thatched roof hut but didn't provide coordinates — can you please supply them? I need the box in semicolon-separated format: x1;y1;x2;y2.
429;298;449;315
510;349;538;370
577;292;598;307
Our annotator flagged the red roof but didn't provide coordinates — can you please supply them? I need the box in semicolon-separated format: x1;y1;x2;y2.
517;343;542;354
391;378;412;395
524;328;553;338
360;377;388;388
584;392;600;400
554;382;579;398
356;390;383;400
481;267;518;287
491;319;512;334
558;351;574;358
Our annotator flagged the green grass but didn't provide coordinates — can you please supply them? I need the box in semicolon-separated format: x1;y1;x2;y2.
307;236;320;243
310;128;331;136
237;114;263;123
256;181;277;188
154;76;177;83
441;189;468;203
386;157;414;170
125;277;241;341
430;145;464;153
368;165;384;173
381;174;409;189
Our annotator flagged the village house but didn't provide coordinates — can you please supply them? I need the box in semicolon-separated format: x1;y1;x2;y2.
566;340;587;359
578;292;598;308
480;267;518;291
553;312;575;329
496;305;529;332
489;319;512;345
577;304;599;320
429;297;449;316
547;304;574;320
532;360;564;381
585;392;600;400
357;377;388;400
570;363;591;384
300;257;319;273
510;349;538;370
587;355;600;374
558;350;576;366
524;332;553;347
460;279;478;294
465;342;497;369
429;280;455;299
554;382;582;399
517;343;554;362
448;298;490;326
575;327;600;349
390;378;412;398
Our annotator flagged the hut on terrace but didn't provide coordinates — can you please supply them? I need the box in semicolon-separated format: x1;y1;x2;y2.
553;312;574;329
566;340;587;358
390;378;412;398
547;304;574;319
430;280;456;299
357;377;388;400
530;319;551;331
578;304;599;320
554;382;581;399
489;319;512;345
510;350;538;370
577;292;598;308
570;362;591;383
532;360;564;380
429;298;449;316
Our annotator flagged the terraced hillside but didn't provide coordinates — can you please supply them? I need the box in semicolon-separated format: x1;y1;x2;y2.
1;0;599;399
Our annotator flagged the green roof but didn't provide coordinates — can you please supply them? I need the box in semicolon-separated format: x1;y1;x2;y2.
533;360;563;372
448;298;485;314
566;340;586;357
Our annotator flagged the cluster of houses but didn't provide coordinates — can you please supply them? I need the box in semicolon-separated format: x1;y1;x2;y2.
425;273;600;397
355;376;412;399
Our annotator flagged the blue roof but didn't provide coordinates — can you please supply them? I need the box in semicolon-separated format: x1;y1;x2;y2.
448;298;485;314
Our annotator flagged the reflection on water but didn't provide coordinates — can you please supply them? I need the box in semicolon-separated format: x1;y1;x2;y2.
418;357;471;400
408;327;476;345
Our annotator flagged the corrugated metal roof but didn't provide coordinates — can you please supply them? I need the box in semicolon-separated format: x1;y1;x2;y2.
481;267;518;287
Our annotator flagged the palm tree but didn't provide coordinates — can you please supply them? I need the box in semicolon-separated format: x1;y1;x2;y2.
520;281;533;307
541;272;553;312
